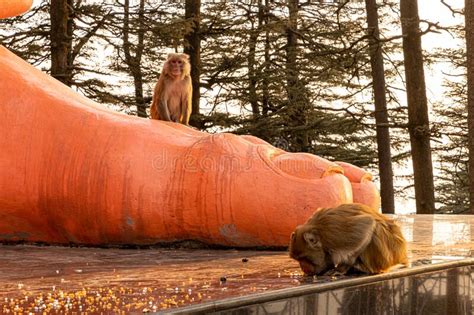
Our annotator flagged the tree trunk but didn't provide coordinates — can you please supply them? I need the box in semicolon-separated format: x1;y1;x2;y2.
465;0;474;214
400;0;435;214
365;0;395;214
135;0;146;118
50;0;71;86
123;0;147;118
262;0;270;115
286;0;308;152
184;0;202;128
66;0;73;75
248;9;260;117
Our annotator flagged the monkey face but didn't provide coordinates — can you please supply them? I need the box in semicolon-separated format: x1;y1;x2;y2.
168;58;184;77
164;53;190;79
289;227;332;275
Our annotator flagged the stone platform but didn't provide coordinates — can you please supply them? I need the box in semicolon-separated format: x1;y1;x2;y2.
0;215;472;314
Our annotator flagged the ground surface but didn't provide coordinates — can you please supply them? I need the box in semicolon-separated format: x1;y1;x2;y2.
0;215;472;313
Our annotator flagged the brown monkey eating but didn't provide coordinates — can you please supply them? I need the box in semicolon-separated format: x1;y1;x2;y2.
150;53;192;125
289;203;408;276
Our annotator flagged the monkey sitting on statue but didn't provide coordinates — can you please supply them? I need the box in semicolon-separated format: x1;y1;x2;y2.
150;53;192;125
289;203;408;276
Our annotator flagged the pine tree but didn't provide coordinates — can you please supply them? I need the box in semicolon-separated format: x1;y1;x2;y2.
365;0;395;213
400;0;435;214
465;0;474;214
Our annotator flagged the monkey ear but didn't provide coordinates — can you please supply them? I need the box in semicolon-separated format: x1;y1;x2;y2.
303;231;321;249
182;53;190;60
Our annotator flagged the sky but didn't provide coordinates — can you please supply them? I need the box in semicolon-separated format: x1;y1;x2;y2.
419;0;464;101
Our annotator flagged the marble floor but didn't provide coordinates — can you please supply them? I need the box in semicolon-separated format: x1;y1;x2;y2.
0;215;472;313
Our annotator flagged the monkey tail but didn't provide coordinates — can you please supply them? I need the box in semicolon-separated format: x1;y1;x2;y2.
150;98;159;120
150;76;165;120
150;82;163;120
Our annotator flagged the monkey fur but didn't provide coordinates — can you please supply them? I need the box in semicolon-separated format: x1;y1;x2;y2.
289;203;408;276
